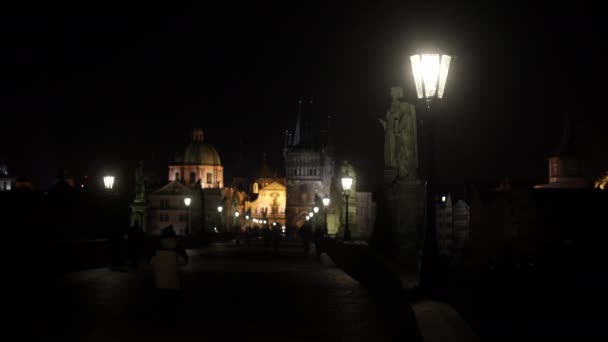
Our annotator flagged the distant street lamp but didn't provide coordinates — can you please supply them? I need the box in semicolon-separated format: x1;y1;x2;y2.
103;175;115;190
322;197;330;235
234;211;240;231
217;206;225;232
410;53;452;292
313;206;320;233
184;197;192;234
341;177;353;241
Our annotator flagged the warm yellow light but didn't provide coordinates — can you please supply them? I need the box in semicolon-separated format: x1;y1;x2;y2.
234;211;239;217
305;216;310;221
217;206;223;213
341;177;353;191
322;197;330;207
103;175;114;189
313;206;319;213
410;54;451;99
441;196;446;203
245;215;249;220
184;197;192;206
309;211;314;217
595;172;608;190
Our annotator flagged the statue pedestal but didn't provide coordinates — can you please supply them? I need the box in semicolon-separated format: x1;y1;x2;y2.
131;201;148;232
381;176;426;277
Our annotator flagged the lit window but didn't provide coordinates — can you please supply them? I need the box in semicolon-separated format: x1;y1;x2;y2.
207;173;212;184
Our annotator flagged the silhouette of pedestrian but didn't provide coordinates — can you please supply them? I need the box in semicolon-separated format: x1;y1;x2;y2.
301;223;313;254
272;226;281;254
150;225;188;326
262;226;271;251
245;227;252;247
313;227;324;260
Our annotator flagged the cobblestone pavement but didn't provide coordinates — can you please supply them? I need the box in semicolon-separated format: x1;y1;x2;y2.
14;242;394;341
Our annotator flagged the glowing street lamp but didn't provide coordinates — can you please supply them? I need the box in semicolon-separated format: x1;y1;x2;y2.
322;197;330;235
217;206;225;232
410;52;452;293
410;54;452;109
103;175;115;190
341;177;353;241
184;197;191;234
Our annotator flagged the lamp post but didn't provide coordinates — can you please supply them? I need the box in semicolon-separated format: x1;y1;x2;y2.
217;205;224;232
341;177;353;241
184;197;192;235
410;53;452;293
313;206;319;233
234;211;240;232
322;197;330;235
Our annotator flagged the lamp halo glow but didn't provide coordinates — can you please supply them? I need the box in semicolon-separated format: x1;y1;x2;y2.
341;177;353;192
410;54;452;100
184;197;192;206
322;197;330;207
103;175;115;190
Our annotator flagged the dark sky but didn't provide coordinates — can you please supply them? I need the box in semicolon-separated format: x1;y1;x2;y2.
1;2;606;191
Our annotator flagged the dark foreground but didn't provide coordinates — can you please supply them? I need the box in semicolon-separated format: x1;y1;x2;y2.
9;242;396;341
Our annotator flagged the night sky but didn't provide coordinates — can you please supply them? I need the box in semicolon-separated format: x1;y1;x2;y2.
1;3;606;191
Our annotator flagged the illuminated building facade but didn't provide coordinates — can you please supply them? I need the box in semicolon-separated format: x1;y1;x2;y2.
168;128;224;189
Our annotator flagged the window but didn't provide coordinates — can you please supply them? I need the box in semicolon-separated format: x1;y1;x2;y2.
160;213;169;222
189;172;196;184
160;199;169;209
206;173;212;184
175;172;180;181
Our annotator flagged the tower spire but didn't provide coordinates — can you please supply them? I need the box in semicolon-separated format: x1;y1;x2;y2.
294;97;302;146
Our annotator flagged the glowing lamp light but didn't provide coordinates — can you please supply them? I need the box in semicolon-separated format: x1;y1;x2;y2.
272;222;276;226
441;196;446;203
322;197;330;207
341;177;353;192
263;220;267;224
309;211;314;217
235;211;240;217
103;175;114;190
410;54;452;101
245;215;249;220
306;216;310;221
184;197;192;206
313;206;319;214
217;206;223;213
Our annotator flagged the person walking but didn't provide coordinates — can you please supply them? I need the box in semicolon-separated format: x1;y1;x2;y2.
150;225;188;326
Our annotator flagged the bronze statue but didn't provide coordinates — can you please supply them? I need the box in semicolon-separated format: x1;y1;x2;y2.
395;101;418;179
379;86;418;179
378;86;403;169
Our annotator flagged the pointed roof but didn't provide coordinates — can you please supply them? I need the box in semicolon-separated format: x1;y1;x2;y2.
293;97;302;146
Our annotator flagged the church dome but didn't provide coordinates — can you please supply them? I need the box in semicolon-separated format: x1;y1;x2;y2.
181;129;222;166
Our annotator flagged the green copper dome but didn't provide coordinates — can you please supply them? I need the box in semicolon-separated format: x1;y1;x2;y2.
181;129;222;165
